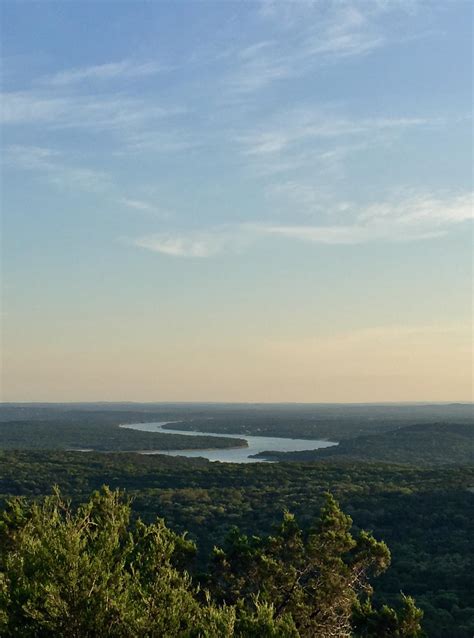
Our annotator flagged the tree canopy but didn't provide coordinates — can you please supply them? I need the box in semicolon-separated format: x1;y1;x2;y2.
0;487;422;637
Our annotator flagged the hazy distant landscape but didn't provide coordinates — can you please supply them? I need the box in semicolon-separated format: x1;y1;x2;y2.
1;402;472;463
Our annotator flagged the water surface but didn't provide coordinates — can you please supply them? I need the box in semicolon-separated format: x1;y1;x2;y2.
122;421;337;463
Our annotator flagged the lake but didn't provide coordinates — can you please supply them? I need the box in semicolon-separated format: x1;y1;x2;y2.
121;421;337;463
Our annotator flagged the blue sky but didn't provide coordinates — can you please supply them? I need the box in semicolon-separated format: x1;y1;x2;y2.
1;1;472;402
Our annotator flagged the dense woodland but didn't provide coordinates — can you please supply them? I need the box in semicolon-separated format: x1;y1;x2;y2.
2;403;472;442
0;418;245;452
0;487;425;637
255;423;474;464
0;404;472;636
0;451;472;636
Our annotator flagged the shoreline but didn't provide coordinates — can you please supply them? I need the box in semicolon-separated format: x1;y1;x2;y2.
139;442;249;455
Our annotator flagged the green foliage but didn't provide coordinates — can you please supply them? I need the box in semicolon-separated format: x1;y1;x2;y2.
1;451;472;635
353;595;424;637
0;488;423;637
0;487;234;637
233;602;299;637
0;451;472;636
211;494;403;638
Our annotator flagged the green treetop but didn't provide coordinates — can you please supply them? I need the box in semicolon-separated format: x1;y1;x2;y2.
0;488;423;637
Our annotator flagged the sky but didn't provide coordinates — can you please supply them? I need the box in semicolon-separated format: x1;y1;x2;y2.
1;0;472;403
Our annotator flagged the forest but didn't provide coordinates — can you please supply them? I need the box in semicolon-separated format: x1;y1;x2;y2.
254;423;474;464
0;450;473;636
0;403;472;636
0;486;425;637
0;417;246;452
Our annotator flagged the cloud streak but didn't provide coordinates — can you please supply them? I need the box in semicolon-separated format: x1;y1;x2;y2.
132;229;242;258
0;91;184;132
254;192;474;244
119;198;171;219
239;110;434;157
226;2;411;95
131;191;473;257
235;108;437;181
39;60;167;86
3;145;111;192
4;146;176;212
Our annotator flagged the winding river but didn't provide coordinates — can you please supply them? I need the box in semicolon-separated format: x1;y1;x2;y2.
121;421;337;463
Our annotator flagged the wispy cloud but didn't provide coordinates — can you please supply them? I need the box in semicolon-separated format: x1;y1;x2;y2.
131;191;473;257
255;192;473;244
3;144;111;192
226;2;407;95
122;130;197;154
239;109;433;157
119;198;171;219
236;108;436;181
132;227;250;258
359;192;473;226
133;232;223;258
264;180;336;216
0;91;184;132
4;146;179;213
227;42;292;94
300;4;385;60
2;144;60;170
39;59;168;86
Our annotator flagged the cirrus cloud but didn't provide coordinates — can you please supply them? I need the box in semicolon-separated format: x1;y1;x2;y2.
130;191;473;257
38;59;168;86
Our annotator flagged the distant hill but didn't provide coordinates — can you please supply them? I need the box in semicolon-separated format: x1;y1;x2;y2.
254;423;474;465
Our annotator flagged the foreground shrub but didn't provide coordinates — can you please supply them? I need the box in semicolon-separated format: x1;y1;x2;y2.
0;488;422;637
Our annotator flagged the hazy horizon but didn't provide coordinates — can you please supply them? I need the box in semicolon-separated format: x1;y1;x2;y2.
1;400;472;409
